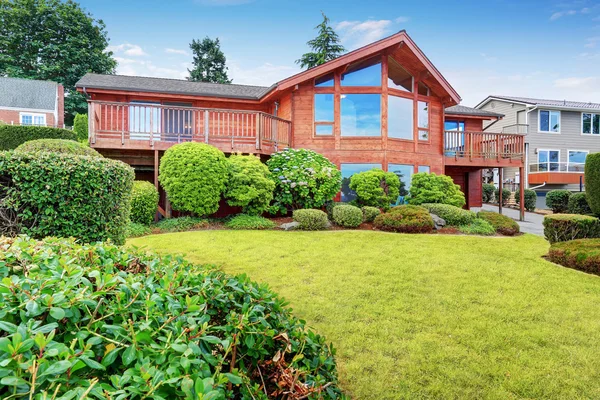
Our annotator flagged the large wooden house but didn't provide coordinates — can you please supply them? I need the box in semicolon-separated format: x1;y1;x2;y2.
76;31;525;215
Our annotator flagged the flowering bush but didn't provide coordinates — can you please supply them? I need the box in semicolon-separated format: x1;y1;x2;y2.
267;148;341;214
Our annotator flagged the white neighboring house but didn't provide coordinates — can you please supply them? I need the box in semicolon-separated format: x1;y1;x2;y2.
0;77;64;128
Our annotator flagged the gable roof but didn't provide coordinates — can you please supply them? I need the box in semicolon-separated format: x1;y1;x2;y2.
0;77;58;111
476;95;600;111
445;105;504;118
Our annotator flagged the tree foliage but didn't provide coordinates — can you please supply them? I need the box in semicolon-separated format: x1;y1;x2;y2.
73;113;88;141
187;37;232;84
349;168;400;209
408;173;466;208
0;0;117;124
224;154;274;215
296;12;346;69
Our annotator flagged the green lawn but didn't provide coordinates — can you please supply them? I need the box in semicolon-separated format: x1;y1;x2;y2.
129;231;600;399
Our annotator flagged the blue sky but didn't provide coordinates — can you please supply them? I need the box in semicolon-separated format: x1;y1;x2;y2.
78;0;600;106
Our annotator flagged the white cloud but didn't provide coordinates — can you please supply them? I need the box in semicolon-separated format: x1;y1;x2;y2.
107;43;147;57
582;7;591;14
550;9;577;21
228;61;300;86
114;57;189;79
335;19;394;49
165;48;189;56
585;36;600;48
554;76;599;89
395;16;410;23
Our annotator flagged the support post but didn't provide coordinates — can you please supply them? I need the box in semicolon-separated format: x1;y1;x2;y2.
519;166;525;221
498;167;503;214
154;150;160;222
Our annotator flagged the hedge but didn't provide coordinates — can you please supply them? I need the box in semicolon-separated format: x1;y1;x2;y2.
15;138;101;157
543;214;600;243
349;168;400;209
0;125;77;150
482;183;495;203
409;173;465;208
374;205;434;233
0;236;343;399
293;209;329;230
548;239;600;276
421;203;476;226
130;181;159;225
153;217;208;233
585;153;600;215
0;151;133;244
514;189;537;212
568;192;593;215
332;204;363;228
362;206;381;222
224;154;274;215
494;187;511;206
477;211;520;236
546;190;571;213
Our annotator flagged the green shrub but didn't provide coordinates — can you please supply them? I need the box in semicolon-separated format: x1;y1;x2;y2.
72;113;88;142
374;205;434;233
514;189;537;212
494;187;511;206
482;183;495;203
568;192;593;215
325;201;345;219
130;181;159;225
548;239;600;276
458;219;496;236
293;209;329;230
0;236;343;399
126;222;151;238
225;214;276;230
0;152;133;244
267;148;341;214
543;214;600;243
421;203;476;226
0;125;77;150
154;217;208;233
362;206;381;222
546;190;572;213
225;154;274;215
585;153;600;216
409;173;465;208
349;168;400;209
159;143;228;216
15;138;101;157
477;211;520;236
332;204;363;228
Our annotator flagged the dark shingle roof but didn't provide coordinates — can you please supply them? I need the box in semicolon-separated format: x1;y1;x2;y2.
0;77;58;110
481;95;600;110
76;73;274;100
445;105;504;118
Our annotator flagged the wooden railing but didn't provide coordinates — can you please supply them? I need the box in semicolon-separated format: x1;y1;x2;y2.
88;101;292;152
444;131;525;161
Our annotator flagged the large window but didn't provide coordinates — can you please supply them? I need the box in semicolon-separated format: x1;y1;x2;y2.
340;163;382;202
315;73;334;87
341;58;381;86
20;112;45;126
314;94;334;135
538;149;560;172
388;95;413;140
388;164;413;202
341;94;381;137
582;113;600;135
388;56;412;92
539;110;560;133
568;150;588;171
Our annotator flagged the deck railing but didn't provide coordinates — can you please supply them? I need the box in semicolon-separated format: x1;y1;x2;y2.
88;101;292;151
444;131;525;161
529;162;585;173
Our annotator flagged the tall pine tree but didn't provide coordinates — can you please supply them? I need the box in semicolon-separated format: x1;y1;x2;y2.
296;12;345;70
187;37;232;84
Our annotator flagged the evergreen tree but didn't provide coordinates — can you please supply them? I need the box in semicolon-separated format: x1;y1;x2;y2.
187;37;232;84
296;12;346;70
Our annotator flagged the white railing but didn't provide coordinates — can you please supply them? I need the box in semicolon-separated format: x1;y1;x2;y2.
529;162;585;173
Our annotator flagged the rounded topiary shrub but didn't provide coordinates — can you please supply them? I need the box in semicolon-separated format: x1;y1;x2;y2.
224;154;274;215
159;143;228;216
421;203;476;226
546;190;572;213
477;211;520;236
267;148;341;214
0;125;77;150
293;209;329;230
482;183;495;203
568;192;593;215
409;173;465;208
332;204;363;228
494;187;511;206
130;181;159;225
548;238;600;275
0;151;133;244
514;189;537;212
585;153;600;216
362;206;381;222
0;236;343;399
543;214;600;243
374;205;435;233
349;168;400;209
15;138;101;157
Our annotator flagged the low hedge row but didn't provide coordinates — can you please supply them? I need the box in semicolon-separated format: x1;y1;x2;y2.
421;203;476;226
543;214;600;243
225;214;276;230
546;190;571;213
374;205;434;233
15;138;101;157
0;125;77;150
477;211;520;236
548;239;600;276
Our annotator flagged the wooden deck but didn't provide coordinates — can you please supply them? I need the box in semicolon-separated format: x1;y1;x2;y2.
443;131;525;167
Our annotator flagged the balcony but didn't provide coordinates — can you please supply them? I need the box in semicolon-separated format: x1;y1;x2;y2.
444;131;525;167
529;162;585;185
88;101;292;154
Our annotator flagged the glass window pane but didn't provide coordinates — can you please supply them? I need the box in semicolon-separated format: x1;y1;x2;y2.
549;150;559;171
594;114;600;134
388;164;413;198
538;151;548;163
341;94;381;137
568;151;587;171
341;58;381;87
540;110;549;131
21;115;32;125
583;113;592;134
418;165;430;173
340;163;382;202
418;101;428;129
33;116;44;125
388;95;413;140
550;111;560;132
444;121;464;131
315;73;334;87
315;124;333;136
388;57;412;92
314;94;334;122
418;82;429;96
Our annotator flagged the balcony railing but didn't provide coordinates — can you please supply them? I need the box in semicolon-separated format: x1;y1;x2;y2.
444;131;525;161
88;101;292;152
529;162;585;173
502;124;529;134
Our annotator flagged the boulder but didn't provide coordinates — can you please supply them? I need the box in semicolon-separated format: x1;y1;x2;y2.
430;213;446;230
281;221;300;231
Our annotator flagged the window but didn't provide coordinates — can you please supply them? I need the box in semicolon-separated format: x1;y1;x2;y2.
539;110;560;133
444;121;465;154
341;58;381;87
444;121;465;131
314;94;334;135
20;113;46;126
315;73;334;87
341;94;381;137
418;101;429;141
388;164;413;201
387;57;412;92
418;165;430;173
418;82;430;96
538;149;560;172
340;163;382;202
388;95;413;140
582;113;600;135
568;150;588;172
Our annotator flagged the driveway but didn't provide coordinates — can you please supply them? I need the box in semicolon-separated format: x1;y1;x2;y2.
471;204;545;236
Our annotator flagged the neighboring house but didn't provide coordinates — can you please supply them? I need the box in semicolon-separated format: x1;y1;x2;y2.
477;95;599;192
75;31;526;214
0;77;65;128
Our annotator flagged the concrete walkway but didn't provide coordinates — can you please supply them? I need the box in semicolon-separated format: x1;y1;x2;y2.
471;204;545;236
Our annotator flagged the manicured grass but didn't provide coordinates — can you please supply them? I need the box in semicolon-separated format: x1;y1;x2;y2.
129;231;600;399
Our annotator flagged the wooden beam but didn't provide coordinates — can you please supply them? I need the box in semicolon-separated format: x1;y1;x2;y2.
519;166;525;221
498;168;503;214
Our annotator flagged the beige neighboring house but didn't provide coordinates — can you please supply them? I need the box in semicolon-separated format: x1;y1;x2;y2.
0;77;65;128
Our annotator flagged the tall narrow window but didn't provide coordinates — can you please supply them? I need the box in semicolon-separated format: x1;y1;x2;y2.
314;94;334;136
387;57;412;92
341;94;381;137
388;95;413;140
418;101;429;141
539;110;560;133
341;58;381;87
